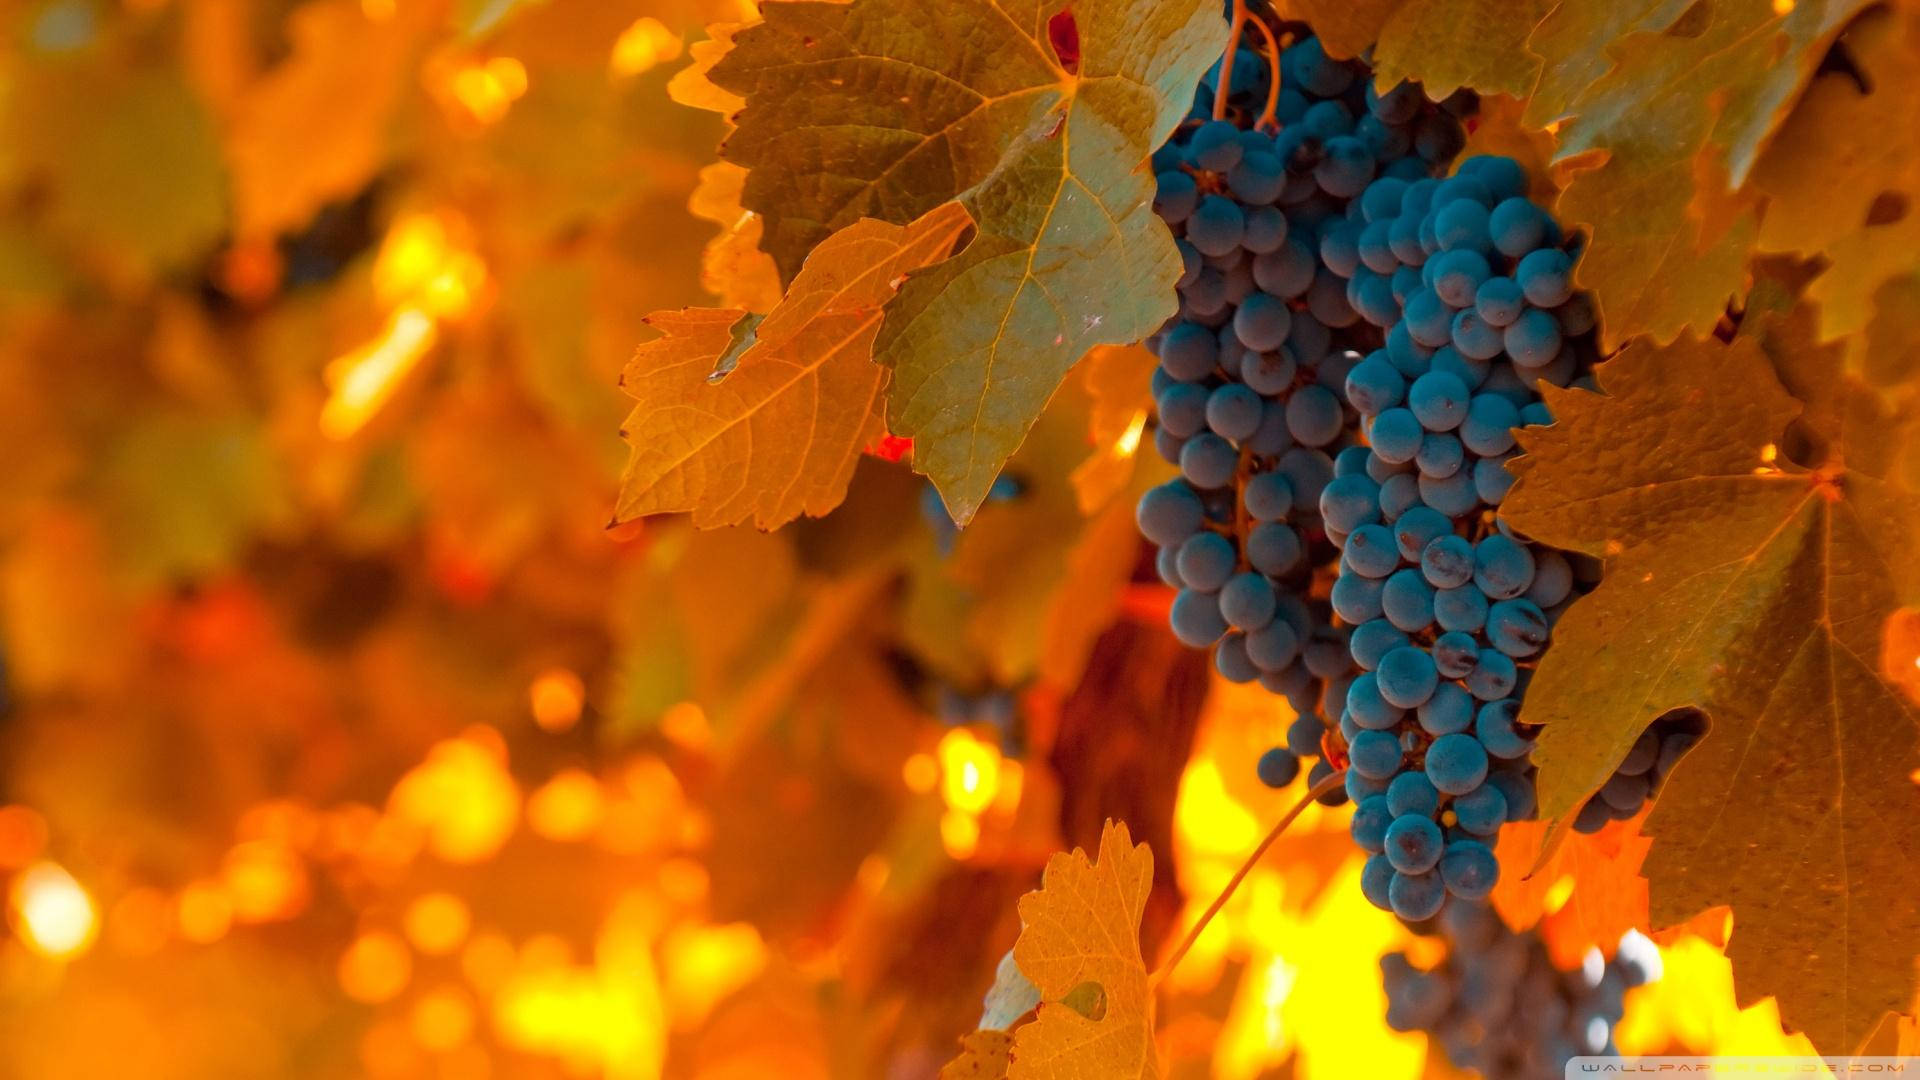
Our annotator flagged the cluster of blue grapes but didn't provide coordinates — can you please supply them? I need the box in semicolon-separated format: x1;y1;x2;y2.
1384;903;1661;1078
1135;28;1476;804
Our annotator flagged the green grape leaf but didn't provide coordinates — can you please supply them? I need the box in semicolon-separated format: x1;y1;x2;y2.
614;205;971;530
1503;320;1920;1054
1544;0;1873;347
1370;0;1552;101
710;0;1226;521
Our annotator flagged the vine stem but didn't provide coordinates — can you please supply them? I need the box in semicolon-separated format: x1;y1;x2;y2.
1246;16;1283;132
1150;767;1345;988
1211;0;1248;121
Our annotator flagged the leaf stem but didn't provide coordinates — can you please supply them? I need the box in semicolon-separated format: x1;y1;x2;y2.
1212;0;1247;121
1246;16;1283;132
1150;767;1344;987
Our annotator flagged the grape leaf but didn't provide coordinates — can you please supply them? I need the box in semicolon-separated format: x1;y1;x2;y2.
614;204;970;529
1370;0;1552;100
1492;817;1651;969
1750;5;1920;373
1544;0;1873;346
687;162;786;314
1503;324;1920;1053
1010;820;1157;1079
942;1030;1014;1079
225;0;419;238
708;0;1226;521
1521;0;1693;128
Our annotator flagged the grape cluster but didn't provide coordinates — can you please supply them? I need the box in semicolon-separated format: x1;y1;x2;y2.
1383;903;1661;1078
1135;28;1475;802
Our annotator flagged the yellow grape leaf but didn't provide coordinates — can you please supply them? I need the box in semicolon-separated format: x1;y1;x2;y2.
226;0;420;238
1371;0;1552;100
1862;274;1920;388
1521;0;1693;128
667;21;750;114
1544;0;1872;345
687;162;785;314
940;1030;1014;1080
614;204;970;529
1492;817;1651;969
1503;324;1920;1053
1011;820;1157;1079
1069;344;1156;515
709;0;1227;521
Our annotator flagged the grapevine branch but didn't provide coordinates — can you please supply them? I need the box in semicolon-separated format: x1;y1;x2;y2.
1151;767;1345;986
1211;0;1247;121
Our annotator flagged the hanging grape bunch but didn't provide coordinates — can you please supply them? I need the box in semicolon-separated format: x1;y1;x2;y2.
1134;19;1478;805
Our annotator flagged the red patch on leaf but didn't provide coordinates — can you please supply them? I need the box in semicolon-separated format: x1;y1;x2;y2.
1047;9;1080;75
867;434;913;462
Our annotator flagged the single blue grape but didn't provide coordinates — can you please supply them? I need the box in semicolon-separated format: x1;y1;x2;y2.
1331;568;1386;622
1345;524;1402;579
1243;472;1293;522
1306;267;1359;328
1246;620;1302;671
1352;271;1401;327
1504;306;1563;367
1556;292;1597;336
1425;732;1489;794
1466;649;1518;701
1350;617;1410;669
1190;119;1244;171
1300;97;1355;137
1187;195;1247;257
1429;248;1490;307
1385;322;1432;375
1241;348;1298;396
1378;472;1420;521
1180;432;1239;489
1385;813;1444;874
1476;699;1534;759
1418;469;1481;517
1136;481;1202;545
1335;445;1372;477
1487;597;1549;657
1153;427;1184;464
1348;728;1405;779
1488;196;1547;257
1391;264;1423;305
1460;155;1528;202
1154;545;1183;587
1320;474;1382;535
1287;714;1324;758
1252;238;1316;298
1318;217;1363;278
1156;380;1209;438
1218;572;1277;631
1520;400;1553;427
1232;292;1292;353
1157;322;1217;381
1389;868;1446;920
1417;681;1474;735
1526;550;1574;608
1357;218;1398;272
1377;645;1439;707
1361;853;1396;911
1169;588;1227;646
1416;432;1465;479
1393;506;1453;562
1473;275;1525;327
1434;199;1492;255
1434;584;1489;633
1473;455;1518;504
1206;382;1264;441
1389;214;1427;266
1432;631;1479;678
1174;531;1235;590
1407;370;1471;431
1346;672;1405;730
1245;521;1304;577
1285;384;1345;447
1308;758;1350;807
1403;288;1454;348
1450;307;1504;360
1154;170;1199;223
1316;135;1377;197
1368;408;1424;464
1229;150;1285;204
1352;795;1394;853
1344;358;1405;416
1420;534;1476;589
1517;247;1573;306
1439;839;1498;899
1399;177;1440;218
1243;205;1289;254
1388;771;1441;818
1450;784;1508;835
1473;534;1536;599
1381;568;1437;632
1215;632;1259;682
1257;746;1302;788
1459;393;1520;456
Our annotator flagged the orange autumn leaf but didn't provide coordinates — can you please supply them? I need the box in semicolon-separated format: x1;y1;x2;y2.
1492;817;1651;968
1010;820;1157;1080
938;1030;1013;1080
